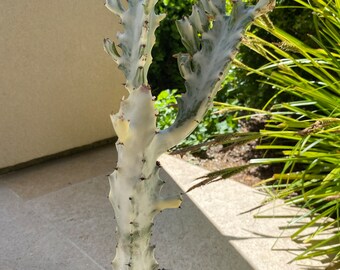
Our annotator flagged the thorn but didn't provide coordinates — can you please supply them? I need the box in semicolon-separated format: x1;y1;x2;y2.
156;161;161;167
194;119;199;123
140;177;146;181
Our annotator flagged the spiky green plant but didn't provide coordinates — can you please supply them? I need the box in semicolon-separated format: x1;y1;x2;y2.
103;0;275;269
199;0;340;265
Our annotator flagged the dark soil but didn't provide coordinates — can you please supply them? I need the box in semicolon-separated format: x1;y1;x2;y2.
171;116;278;187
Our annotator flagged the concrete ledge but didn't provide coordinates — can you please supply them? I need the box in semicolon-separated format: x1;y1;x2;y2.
160;154;327;269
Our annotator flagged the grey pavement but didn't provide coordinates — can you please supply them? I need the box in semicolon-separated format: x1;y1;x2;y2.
0;145;328;270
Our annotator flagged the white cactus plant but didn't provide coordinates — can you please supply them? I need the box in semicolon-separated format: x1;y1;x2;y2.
104;0;275;269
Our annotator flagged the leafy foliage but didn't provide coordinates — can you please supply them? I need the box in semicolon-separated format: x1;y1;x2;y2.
155;90;238;148
221;0;318;108
214;0;340;264
149;0;196;94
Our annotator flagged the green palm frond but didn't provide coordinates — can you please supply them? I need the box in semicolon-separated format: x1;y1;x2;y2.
210;0;340;265
187;164;252;192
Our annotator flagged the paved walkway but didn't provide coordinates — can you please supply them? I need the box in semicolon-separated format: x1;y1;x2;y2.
0;145;327;269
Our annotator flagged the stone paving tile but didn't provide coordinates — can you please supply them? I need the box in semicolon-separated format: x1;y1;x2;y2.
0;182;24;223
25;170;254;270
154;171;254;270
0;183;104;270
1;145;117;201
25;176;116;270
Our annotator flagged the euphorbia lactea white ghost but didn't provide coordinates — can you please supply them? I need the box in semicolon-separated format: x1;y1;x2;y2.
103;0;275;269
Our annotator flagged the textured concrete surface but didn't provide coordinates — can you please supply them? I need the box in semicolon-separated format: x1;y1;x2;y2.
0;145;327;269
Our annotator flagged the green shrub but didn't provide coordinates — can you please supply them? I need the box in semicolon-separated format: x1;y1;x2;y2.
155;90;238;149
149;0;196;94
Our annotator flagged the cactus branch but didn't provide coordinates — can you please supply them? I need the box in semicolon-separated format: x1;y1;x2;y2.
152;0;275;154
104;0;165;92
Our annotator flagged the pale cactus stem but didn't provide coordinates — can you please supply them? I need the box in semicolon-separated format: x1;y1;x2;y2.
104;0;275;269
